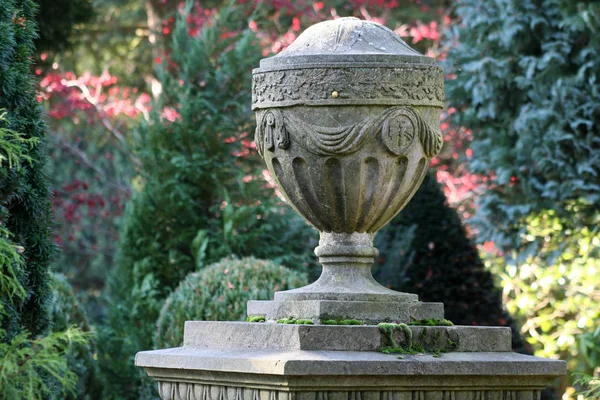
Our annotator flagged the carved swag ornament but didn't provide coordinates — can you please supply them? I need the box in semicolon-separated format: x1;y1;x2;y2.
255;107;442;158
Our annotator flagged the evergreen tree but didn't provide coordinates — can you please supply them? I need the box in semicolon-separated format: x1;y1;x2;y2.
444;0;600;259
374;173;527;352
0;3;93;398
0;0;54;339
444;0;600;384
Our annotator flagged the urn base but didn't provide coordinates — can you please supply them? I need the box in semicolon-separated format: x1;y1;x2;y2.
246;299;443;325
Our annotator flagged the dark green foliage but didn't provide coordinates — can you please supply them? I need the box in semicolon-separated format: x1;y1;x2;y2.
35;0;94;54
100;6;316;398
0;326;92;400
0;93;92;400
444;0;600;261
47;273;99;400
374;174;527;352
0;0;54;338
0;1;92;397
444;2;600;392
573;373;600;399
156;257;307;348
0;228;92;399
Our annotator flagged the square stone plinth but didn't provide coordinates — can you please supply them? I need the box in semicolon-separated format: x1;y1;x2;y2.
182;322;511;352
136;322;566;400
137;348;565;400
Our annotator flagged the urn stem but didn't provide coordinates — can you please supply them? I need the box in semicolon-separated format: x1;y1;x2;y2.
273;232;417;303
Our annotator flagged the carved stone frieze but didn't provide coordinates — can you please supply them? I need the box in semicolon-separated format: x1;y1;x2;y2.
156;383;542;400
254;107;442;158
157;382;289;400
252;67;444;110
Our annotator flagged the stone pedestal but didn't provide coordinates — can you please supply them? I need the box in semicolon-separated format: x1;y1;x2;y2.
135;17;566;399
136;322;565;400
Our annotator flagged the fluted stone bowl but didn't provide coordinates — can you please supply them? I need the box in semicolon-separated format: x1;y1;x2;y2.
252;17;443;303
255;105;441;234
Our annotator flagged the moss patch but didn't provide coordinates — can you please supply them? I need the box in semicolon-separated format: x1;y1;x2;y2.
277;317;313;325
378;323;424;355
408;318;454;326
246;316;265;323
378;323;460;357
322;319;363;325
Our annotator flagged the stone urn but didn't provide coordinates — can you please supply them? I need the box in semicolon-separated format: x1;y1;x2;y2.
249;17;444;321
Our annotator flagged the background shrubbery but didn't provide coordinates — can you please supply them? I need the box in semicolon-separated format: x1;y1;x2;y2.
0;0;597;399
156;257;308;348
444;0;600;385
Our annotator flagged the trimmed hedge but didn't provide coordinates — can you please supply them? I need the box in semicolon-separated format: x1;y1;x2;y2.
155;257;307;348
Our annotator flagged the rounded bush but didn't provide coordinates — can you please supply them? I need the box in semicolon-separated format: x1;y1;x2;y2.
154;257;308;348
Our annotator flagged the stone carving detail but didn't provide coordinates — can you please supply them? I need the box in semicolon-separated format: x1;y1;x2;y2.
282;110;388;156
379;107;442;158
381;109;416;154
255;107;441;159
255;109;289;157
415;114;443;159
156;384;541;400
252;67;444;109
157;382;286;400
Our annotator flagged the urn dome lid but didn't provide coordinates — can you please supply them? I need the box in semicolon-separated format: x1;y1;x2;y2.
259;17;435;70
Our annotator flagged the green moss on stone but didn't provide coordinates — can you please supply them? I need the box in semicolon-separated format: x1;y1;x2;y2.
378;323;461;356
378;323;422;354
408;318;454;326
277;317;313;325
411;342;425;353
246;316;265;323
322;319;362;325
447;338;457;350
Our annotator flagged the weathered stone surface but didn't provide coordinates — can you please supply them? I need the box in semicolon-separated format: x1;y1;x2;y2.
182;322;511;352
136;347;565;377
246;299;442;324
